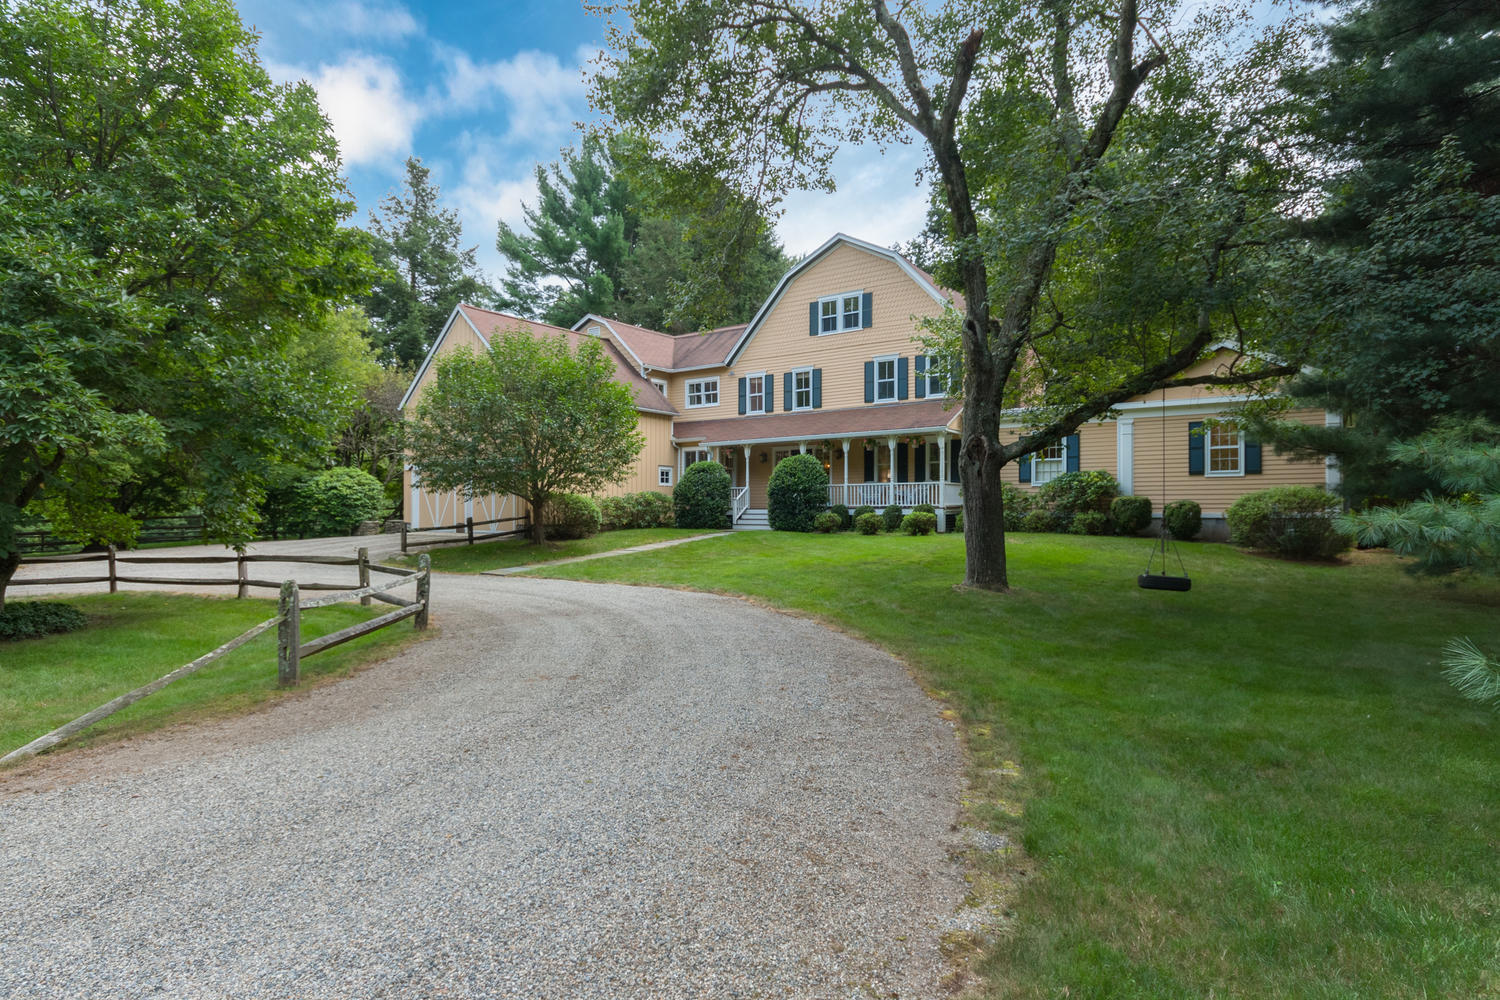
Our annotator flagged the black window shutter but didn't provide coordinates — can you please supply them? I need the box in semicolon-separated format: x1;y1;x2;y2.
948;439;960;483
897;357;909;400
811;369;822;409
738;377;747;415
863;446;875;482
783;371;793;411
808;301;819;336
1065;433;1080;473
864;361;875;403
915;356;927;399
861;291;873;328
764;374;774;413
896;443;908;484
1188;422;1205;475
1245;438;1263;474
1019;455;1032;483
913;443;926;482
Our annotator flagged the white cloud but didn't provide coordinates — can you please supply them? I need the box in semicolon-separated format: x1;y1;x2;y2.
430;44;589;145
445;132;544;281
776;144;931;256
294;1;420;41
270;53;423;167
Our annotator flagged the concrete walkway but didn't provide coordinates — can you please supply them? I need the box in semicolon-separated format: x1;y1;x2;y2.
482;532;732;576
0;572;965;998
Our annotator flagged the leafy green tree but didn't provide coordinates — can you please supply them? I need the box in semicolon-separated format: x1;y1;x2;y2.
365;157;495;369
595;0;1314;590
1246;0;1500;504
407;333;644;546
497;133;789;331
0;0;373;604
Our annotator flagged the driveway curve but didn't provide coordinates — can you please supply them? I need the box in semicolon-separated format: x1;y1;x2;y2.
1;575;965;999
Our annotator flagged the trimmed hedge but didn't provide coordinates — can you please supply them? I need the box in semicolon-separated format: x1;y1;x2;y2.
881;503;904;531
0;601;88;641
601;491;676;531
286;467;385;537
543;493;603;540
767;454;830;532
1037;470;1120;516
674;461;732;529
1226;486;1351;559
812;510;842;533
901;511;938;535
912;503;936;515
855;512;883;535
1163;500;1202;541
852;505;876;521
1111;495;1153;536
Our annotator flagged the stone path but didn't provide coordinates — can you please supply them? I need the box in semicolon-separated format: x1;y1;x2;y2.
481;532;732;575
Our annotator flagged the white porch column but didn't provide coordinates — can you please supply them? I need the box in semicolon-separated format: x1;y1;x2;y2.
886;436;899;505
935;434;948;531
742;444;751;491
798;440;808;454
840;439;851;490
1117;418;1135;494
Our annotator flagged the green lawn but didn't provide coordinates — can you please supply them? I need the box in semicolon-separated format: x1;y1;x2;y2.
409;527;719;573
1;592;427;758
530;532;1500;999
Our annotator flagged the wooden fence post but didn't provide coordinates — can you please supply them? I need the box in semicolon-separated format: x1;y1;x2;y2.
236;549;248;599
415;554;430;631
277;579;301;686
107;544;118;594
466;516;474;545
401;521;408;553
357;546;370;606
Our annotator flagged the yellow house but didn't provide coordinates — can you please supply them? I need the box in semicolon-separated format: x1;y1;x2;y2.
401;234;1337;535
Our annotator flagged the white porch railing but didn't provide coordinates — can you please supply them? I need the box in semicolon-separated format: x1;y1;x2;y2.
828;482;954;509
732;486;750;522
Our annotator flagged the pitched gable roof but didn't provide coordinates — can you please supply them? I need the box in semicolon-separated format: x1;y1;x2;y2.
573;315;744;372
399;305;676;414
726;233;960;365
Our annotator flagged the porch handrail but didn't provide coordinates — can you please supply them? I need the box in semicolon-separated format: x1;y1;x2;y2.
732;486;750;522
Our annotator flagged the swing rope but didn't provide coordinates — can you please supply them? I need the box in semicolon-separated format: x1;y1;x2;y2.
1138;383;1190;589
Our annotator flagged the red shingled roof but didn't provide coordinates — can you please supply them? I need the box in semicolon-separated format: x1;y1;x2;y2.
456;306;676;413
580;316;744;372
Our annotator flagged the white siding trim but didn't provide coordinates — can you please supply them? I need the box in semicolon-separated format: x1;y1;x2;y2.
1325;411;1344;491
1117;418;1134;494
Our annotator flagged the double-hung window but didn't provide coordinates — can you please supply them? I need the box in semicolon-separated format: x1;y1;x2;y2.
746;373;767;414
680;448;711;477
927;443;942;482
1206;423;1244;476
874;355;898;402
1032;441;1067;486
925;363;947;398
686;377;718;408
817;291;864;334
792;368;813;410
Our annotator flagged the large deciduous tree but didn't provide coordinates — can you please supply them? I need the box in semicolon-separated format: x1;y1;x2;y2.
497;133;790;332
406;333;644;546
593;0;1315;590
0;0;372;604
365;157;495;369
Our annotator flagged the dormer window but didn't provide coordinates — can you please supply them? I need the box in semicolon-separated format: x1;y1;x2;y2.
814;291;865;334
587;325;601;337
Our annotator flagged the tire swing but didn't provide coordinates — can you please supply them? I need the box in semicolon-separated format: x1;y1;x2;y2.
1138;386;1191;592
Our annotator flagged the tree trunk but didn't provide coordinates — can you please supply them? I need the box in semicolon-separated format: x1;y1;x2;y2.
530;493;547;546
960;366;1010;591
0;548;20;609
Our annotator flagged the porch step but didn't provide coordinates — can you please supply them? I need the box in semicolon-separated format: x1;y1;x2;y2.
735;508;771;530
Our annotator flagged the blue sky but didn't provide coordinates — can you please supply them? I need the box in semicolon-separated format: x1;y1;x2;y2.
238;0;1300;284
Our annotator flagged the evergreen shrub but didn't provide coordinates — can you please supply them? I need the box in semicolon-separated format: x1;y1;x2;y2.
855;512;883;535
1021;508;1058;533
1002;483;1033;531
1163;500;1203;541
1069;510;1111;535
901;511;938;535
1110;495;1153;536
602;491;676;530
0;601;88;641
829;503;852;530
674;461;732;529
812;510;842;533
881;503;904;531
1038;470;1120;516
286;467;385;537
767;454;830;532
543;493;603;540
1226;486;1351;558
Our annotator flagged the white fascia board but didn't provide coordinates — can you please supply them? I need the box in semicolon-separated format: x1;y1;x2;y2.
726;232;952;366
398;304;469;412
696;425;957;448
573;313;647;372
636;406;677;417
996;395;1258;426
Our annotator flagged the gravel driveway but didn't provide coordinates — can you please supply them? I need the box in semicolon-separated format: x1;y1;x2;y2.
1;574;965;998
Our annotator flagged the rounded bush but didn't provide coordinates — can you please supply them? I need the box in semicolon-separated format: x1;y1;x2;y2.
912;503;936;515
1226;486;1351;558
543;493;603;540
901;511;938;535
767;454;830;532
1002;483;1033;531
0;601;88;641
1110;495;1153;536
881;503;904;531
829;503;852;530
855;512;883;535
1037;469;1120;516
674;461;732;529
602;491;675;531
1069;510;1111;536
852;505;876;520
288;467;385;537
1163;499;1202;541
812;510;842;533
1021;508;1058;533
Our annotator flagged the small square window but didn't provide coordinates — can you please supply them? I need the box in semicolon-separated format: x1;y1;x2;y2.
658;466;673;487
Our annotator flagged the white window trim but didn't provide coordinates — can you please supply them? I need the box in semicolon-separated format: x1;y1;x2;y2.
680;448;711;477
1205;424;1246;478
873;354;899;402
816;290;864;335
658;465;673;486
791;367;814;411
923;362;948;399
651;378;668;396
685;376;719;409
1032;441;1068;486
744;371;768;415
